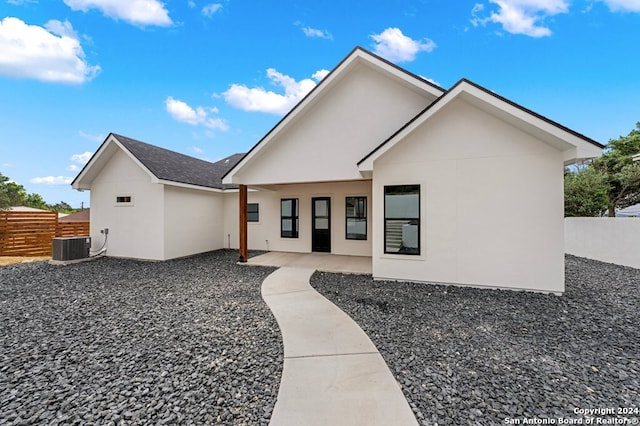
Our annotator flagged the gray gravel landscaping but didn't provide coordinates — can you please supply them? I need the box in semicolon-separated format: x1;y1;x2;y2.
0;250;281;425
311;255;640;426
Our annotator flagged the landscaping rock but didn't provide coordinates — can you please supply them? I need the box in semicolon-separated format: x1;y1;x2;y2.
311;255;640;426
0;250;281;425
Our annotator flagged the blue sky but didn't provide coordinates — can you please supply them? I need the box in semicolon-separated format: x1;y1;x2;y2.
1;0;639;208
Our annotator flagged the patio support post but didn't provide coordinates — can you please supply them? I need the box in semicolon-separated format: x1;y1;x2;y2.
239;184;248;263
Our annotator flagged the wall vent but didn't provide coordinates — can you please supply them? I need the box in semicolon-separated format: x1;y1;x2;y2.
52;237;91;261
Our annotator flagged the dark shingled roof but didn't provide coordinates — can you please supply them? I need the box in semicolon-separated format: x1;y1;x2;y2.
113;133;243;190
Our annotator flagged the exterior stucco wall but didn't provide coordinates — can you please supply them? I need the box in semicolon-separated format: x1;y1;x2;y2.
565;218;640;269
89;149;165;260
234;64;432;185
372;99;566;293
163;186;225;260
223;181;372;256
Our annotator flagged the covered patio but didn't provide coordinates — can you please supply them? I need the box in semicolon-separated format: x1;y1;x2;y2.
246;252;372;275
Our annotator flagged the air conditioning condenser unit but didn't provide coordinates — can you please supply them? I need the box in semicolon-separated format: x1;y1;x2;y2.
52;237;91;261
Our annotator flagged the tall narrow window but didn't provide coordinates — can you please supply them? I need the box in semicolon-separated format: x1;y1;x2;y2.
345;196;367;240
281;198;299;238
384;185;420;255
247;203;259;222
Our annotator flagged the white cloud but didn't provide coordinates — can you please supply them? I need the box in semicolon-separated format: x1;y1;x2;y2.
294;21;333;40
599;0;640;11
78;130;105;142
419;75;441;86
188;1;196;8
471;0;569;37
0;17;100;84
202;3;222;17
65;151;92;172
8;0;38;5
30;176;74;185
165;97;229;130
312;69;330;81
192;146;204;154
71;152;93;164
63;0;173;27
370;27;436;63
301;26;332;39
223;68;327;115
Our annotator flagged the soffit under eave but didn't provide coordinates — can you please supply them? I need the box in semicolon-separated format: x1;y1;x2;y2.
223;49;442;184
358;85;602;172
71;138;120;190
72;136;161;190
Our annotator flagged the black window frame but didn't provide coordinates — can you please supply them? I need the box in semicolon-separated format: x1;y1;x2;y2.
280;198;299;238
345;196;367;240
384;185;420;255
247;203;259;223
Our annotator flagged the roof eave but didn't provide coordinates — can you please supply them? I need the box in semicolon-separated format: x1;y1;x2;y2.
222;46;445;185
358;79;604;170
157;179;226;193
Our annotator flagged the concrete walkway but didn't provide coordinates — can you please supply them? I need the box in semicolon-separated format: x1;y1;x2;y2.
262;267;417;426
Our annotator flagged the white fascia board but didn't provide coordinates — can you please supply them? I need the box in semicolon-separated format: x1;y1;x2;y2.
71;134;119;190
359;81;602;171
222;56;358;185
157;179;225;193
223;48;444;185
358;88;453;172
358;53;444;99
111;138;162;184
457;84;603;160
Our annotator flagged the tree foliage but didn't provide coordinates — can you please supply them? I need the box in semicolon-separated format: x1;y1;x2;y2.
565;122;640;217
0;171;77;213
592;122;640;217
0;173;10;209
564;166;609;217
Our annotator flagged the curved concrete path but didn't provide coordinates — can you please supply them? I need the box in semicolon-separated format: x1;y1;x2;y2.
262;267;418;426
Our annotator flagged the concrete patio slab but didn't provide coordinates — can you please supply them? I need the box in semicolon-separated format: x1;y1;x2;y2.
262;267;417;426
249;251;372;275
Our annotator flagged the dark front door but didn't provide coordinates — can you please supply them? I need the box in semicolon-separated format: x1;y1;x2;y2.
312;197;331;252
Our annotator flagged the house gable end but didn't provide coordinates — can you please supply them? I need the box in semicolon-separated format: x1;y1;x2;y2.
358;79;604;171
222;47;444;186
72;133;244;192
72;133;158;191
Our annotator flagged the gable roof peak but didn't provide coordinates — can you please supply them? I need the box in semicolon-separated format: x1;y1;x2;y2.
348;46;446;94
222;46;445;184
72;133;244;191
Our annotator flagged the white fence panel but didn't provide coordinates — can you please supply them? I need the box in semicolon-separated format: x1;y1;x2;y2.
565;218;640;269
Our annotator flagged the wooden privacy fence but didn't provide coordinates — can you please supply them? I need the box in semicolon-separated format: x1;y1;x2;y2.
0;211;90;256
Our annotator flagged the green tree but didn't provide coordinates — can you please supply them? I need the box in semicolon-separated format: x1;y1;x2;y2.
0;173;10;209
564;166;609;217
50;201;74;214
0;172;27;208
592;123;640;216
24;193;49;210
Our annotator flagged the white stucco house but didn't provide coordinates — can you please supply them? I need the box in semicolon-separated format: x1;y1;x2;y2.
73;47;604;293
72;133;245;260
